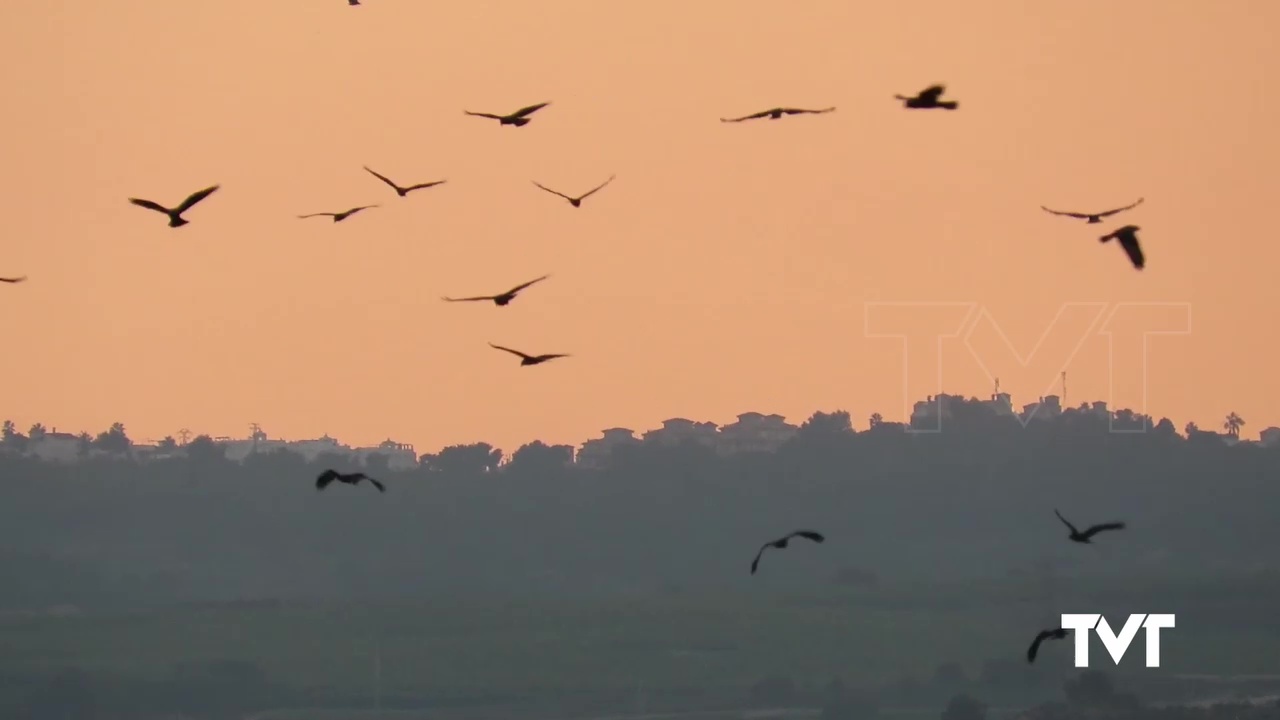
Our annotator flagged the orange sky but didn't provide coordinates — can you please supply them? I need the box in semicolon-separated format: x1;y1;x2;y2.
2;0;1277;453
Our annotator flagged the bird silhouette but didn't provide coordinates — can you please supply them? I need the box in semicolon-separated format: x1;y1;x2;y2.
1026;627;1068;663
1041;197;1144;224
894;84;959;110
128;185;220;228
750;530;825;574
532;176;615;208
316;469;385;492
464;102;551;127
720;107;836;123
1098;225;1145;270
348;0;360;5
363;167;446;197
0;276;27;284
1054;509;1126;544
442;275;550;306
297;205;379;222
488;343;570;366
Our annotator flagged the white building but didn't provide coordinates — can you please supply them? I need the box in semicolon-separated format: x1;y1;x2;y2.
352;439;418;471
716;412;798;455
577;427;641;468
642;418;719;448
25;431;82;464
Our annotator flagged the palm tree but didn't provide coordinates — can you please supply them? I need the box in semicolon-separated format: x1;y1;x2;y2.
1184;421;1199;436
868;413;884;428
27;423;47;441
1223;412;1245;438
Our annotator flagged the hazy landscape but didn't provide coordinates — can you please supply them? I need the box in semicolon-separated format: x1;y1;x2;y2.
3;402;1280;718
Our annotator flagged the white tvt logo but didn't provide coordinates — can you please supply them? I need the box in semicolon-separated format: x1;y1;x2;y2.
1059;614;1176;668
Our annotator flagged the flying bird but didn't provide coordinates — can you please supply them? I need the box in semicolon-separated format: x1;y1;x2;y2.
894;85;959;110
316;469;385;493
128;185;220;228
464;102;550;127
1;276;27;284
488;343;570;366
349;0;359;5
1026;627;1068;663
363;167;446;197
1097;225;1145;270
720;106;836;123
750;530;825;575
1054;509;1126;544
531;176;615;208
442;275;550;306
1041;198;1144;224
297;205;379;222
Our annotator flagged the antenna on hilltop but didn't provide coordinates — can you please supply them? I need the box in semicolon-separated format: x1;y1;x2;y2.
176;428;192;446
994;377;1000;396
1061;371;1067;406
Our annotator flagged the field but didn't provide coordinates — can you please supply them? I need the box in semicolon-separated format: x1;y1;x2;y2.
2;577;1275;701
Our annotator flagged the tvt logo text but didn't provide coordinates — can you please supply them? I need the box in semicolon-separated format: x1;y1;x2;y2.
1060;613;1176;668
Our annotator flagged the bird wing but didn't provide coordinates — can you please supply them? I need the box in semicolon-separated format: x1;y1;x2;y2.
511;102;550;118
750;544;769;574
363;166;402;191
1026;631;1049;663
489;343;532;360
1040;206;1090;219
405;180;446;191
1053;509;1079;535
783;107;835;115
577;175;616;200
298;213;338;219
174;185;220;214
790;530;825;543
1096;197;1144;218
721;110;771;122
316;469;338;490
1118;234;1145;269
347;205;378;214
129;198;171;214
1083;522;1126;538
532;181;573;201
505;275;550;296
0;276;28;283
919;85;946;101
442;295;497;302
465;111;503;120
535;354;571;362
368;478;387;492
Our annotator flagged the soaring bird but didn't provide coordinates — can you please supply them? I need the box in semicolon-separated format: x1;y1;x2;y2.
531;176;615;208
442;275;550;306
894;85;959;110
128;185;220;228
316;469;385;493
1;276;27;284
488;343;570;366
1054;509;1126;544
464;102;550;127
720;106;836;123
1026;627;1068;663
349;0;359;5
750;530;825;575
363;167;446;197
297;205;379;222
1098;225;1145;270
1041;197;1144;224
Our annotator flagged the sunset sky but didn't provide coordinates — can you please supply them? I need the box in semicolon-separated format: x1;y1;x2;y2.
2;0;1277;453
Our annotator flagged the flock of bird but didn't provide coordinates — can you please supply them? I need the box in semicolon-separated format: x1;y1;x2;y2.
4;1;1153;674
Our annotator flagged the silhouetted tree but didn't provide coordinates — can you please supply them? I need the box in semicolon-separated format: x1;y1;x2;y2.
183;434;226;465
432;442;503;475
868;412;884;428
509;440;573;475
1223;412;1245;438
1;420;23;450
799;410;854;436
93;422;130;455
27;423;46;441
157;436;177;451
